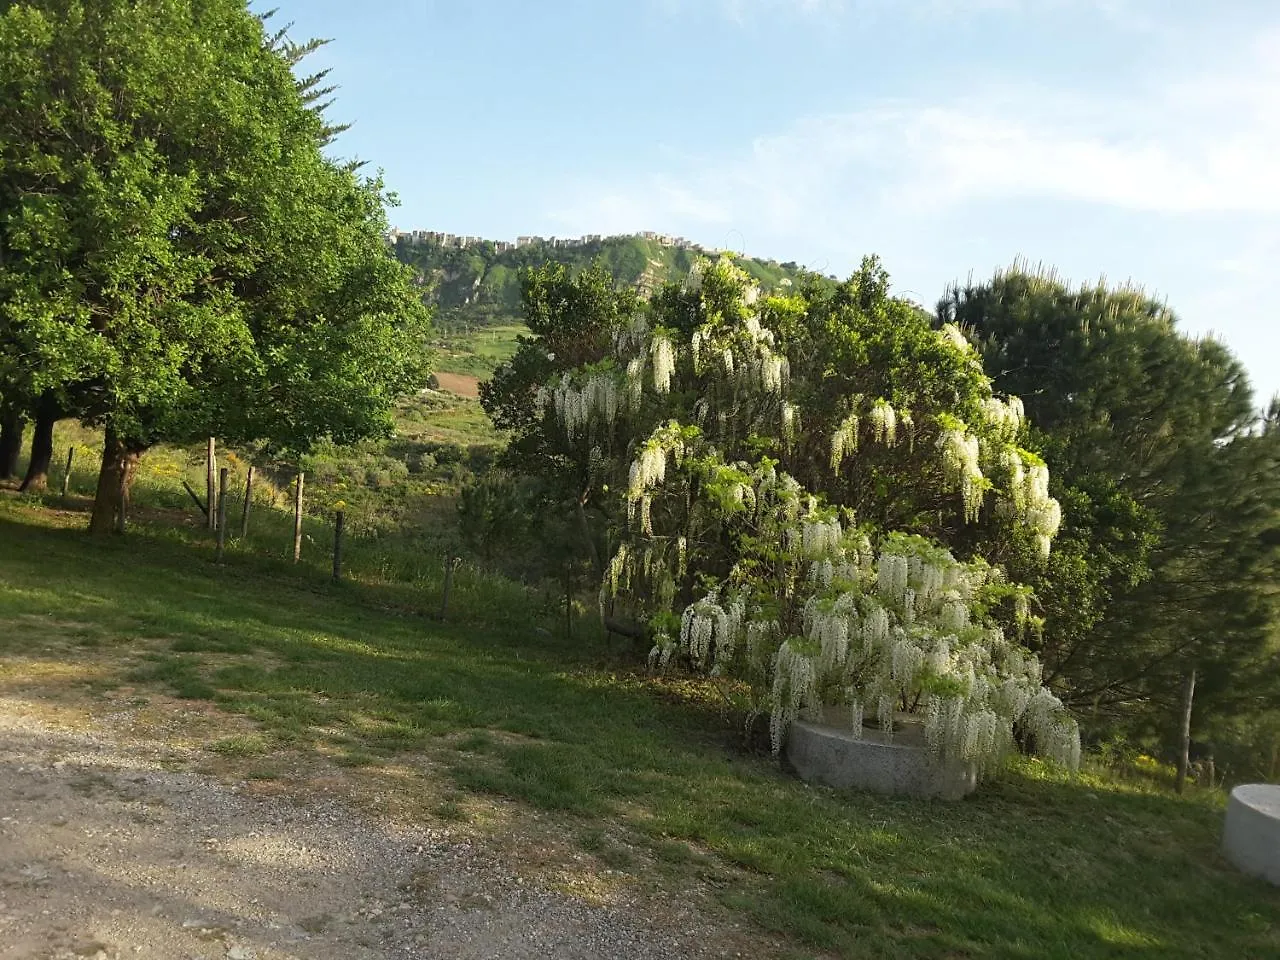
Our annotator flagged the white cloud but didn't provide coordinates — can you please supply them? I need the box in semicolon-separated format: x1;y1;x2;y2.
553;24;1280;231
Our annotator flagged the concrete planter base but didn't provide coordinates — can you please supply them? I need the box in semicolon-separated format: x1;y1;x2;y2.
784;716;976;801
1223;784;1280;886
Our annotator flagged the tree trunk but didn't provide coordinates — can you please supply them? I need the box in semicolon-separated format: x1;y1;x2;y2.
1175;668;1197;795
0;410;24;480
18;398;58;492
89;426;145;537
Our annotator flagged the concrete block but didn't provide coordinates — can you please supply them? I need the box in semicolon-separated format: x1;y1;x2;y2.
784;718;976;801
1223;784;1280;886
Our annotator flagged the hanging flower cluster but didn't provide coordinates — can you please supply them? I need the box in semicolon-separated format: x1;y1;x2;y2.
940;322;974;354
982;396;1025;437
830;397;914;471
830;412;859;470
937;417;986;522
688;284;790;402
869;398;898;446
540;372;621;441
624;421;692;534
1019;457;1063;558
651;334;676;394
653;498;1081;771
613;313;650;353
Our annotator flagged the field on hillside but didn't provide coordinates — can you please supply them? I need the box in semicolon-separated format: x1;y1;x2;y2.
431;323;527;378
1;497;1276;960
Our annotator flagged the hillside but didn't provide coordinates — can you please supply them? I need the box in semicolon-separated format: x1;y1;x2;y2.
392;233;821;332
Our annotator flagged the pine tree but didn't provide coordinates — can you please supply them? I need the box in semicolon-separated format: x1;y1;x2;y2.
939;267;1280;749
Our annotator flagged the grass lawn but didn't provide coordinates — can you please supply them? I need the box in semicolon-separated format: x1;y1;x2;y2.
1;498;1276;959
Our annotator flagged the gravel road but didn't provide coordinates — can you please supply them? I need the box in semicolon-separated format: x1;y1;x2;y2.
0;707;739;960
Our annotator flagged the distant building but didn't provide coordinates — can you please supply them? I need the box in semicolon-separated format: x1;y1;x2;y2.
392;228;740;259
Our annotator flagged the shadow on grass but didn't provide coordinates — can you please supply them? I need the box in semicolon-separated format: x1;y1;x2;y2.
1;506;1278;960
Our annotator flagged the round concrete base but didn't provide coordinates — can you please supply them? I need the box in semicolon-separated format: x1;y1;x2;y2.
783;718;976;801
1223;784;1280;886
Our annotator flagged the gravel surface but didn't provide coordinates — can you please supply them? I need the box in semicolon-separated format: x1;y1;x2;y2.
0;708;737;960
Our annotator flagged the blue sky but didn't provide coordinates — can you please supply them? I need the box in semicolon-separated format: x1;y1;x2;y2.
276;0;1280;403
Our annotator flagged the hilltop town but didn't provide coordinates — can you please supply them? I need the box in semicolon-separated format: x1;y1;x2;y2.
388;227;727;257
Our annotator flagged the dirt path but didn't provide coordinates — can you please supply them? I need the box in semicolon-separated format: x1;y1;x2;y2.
0;703;735;960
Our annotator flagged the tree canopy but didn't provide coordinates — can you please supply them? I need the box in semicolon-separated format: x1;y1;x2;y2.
0;0;430;531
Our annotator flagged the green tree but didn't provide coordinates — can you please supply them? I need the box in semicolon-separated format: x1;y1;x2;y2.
0;0;430;533
938;267;1280;749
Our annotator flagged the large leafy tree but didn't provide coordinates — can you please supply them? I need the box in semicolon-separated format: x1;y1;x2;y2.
938;268;1280;747
0;0;430;532
485;256;1080;774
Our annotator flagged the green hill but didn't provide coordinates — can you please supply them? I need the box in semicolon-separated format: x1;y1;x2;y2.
392;233;821;332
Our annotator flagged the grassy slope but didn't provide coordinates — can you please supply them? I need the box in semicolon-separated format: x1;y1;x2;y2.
28;387;500;554
432;322;528;378
1;498;1275;960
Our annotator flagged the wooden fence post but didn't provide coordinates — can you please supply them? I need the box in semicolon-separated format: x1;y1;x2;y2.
206;438;217;532
440;555;459;620
1176;668;1197;795
240;465;254;538
332;510;345;581
182;480;209;518
292;472;305;563
216;467;228;562
60;446;74;498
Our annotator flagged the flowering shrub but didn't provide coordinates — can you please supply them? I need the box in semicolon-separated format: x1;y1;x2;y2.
498;254;1080;777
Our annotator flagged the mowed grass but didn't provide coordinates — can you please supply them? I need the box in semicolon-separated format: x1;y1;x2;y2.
0;501;1277;959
